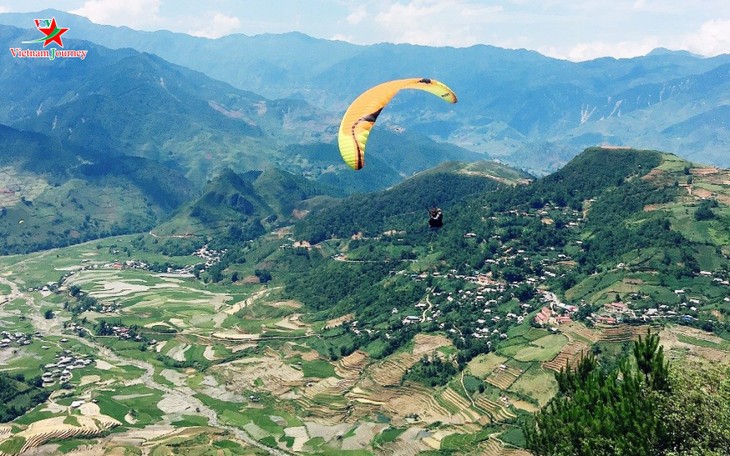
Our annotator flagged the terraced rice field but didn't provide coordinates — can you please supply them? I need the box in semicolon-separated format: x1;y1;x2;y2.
335;350;369;379
485;365;522;390
474;395;516;423
477;437;533;456
437;387;482;424
561;322;600;343
370;334;452;386
65;269;232;331
597;325;653;343
0;415;120;455
542;340;590;372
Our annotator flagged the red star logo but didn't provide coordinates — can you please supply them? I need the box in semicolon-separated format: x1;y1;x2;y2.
34;18;69;47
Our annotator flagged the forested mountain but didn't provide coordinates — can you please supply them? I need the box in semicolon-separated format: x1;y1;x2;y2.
224;147;730;364
2;10;729;172
0;124;195;254
0;23;483;189
153;167;341;241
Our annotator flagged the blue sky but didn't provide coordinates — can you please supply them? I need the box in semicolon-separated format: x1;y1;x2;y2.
2;0;729;61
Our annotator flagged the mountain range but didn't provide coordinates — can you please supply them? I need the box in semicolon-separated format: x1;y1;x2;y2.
0;22;482;187
0;124;195;254
2;9;729;174
1;9;730;255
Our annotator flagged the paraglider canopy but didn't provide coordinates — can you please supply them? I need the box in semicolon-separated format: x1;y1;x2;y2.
338;78;458;170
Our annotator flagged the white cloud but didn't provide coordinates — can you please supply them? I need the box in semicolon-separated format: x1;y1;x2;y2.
681;19;730;56
346;7;367;25
543;37;661;61
189;13;242;39
70;0;162;29
373;0;503;47
0;6;8;13
330;33;355;42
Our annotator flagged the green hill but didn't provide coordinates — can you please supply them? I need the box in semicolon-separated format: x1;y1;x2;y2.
293;160;532;244
247;147;730;359
0;125;196;254
154;167;340;241
0;24;486;191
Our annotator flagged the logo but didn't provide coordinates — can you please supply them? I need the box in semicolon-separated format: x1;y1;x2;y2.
23;18;69;47
9;18;88;60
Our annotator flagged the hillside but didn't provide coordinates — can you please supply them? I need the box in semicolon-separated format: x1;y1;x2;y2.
0;125;196;254
2;10;730;172
153;167;340;241
293;160;532;244
268;147;730;352
0;147;729;455
0;24;484;191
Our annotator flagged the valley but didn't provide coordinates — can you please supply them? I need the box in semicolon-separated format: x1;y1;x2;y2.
1;8;729;454
1;148;729;455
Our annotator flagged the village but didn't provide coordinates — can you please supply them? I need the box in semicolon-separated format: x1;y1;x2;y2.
327;199;729;351
0;328;95;387
40;350;94;387
0;330;35;349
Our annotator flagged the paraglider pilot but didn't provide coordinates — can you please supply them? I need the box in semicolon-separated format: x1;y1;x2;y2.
428;207;443;228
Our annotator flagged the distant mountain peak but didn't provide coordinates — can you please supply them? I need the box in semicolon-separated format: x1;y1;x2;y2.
646;47;701;58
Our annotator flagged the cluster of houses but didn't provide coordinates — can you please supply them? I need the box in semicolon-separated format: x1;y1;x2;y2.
588;289;713;326
41;351;94;387
0;330;35;348
194;245;226;267
105;259;149;270
280;239;312;250
50;243;227;285
395;268;569;342
93;301;123;314
533;292;578;327
412;201;730;339
108;325;145;341
385;251;576;343
315;202;593;347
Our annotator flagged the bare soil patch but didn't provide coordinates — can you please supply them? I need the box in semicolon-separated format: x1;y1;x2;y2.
166;343;190;362
203;345;217;361
693;167;719;176
157;393;198;415
79;402;101;416
95;360;115;370
660;326;730;364
160;369;187;387
214;354;304;396
325;313;354;329
641;168;665;181
270;300;302;309
275;313;309;330
284;426;309;453
305;422;350;442
341;422;388;450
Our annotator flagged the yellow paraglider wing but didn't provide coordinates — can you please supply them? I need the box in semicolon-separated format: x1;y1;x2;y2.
337;78;458;170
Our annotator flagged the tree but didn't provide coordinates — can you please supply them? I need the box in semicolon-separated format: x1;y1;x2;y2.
255;269;272;284
524;330;670;456
695;199;717;221
658;361;730;455
634;330;669;392
68;284;81;297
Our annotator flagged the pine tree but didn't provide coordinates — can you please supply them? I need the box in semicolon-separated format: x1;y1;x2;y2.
524;330;671;455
